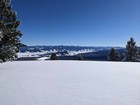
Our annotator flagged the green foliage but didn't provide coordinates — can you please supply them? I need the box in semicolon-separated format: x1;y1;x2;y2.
50;53;58;60
108;48;120;61
125;37;138;62
0;0;25;62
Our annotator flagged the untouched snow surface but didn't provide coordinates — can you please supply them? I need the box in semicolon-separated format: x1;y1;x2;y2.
0;61;140;105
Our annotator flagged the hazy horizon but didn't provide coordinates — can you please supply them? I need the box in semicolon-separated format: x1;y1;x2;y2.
24;44;126;48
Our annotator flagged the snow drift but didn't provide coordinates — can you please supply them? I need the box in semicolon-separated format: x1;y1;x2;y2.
0;61;140;105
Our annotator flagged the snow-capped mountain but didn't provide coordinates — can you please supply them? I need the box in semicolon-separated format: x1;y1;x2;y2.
17;46;124;61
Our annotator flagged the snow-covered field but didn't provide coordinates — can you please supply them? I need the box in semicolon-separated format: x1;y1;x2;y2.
0;61;140;105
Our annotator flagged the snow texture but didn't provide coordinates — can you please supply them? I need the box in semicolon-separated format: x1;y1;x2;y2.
0;61;140;105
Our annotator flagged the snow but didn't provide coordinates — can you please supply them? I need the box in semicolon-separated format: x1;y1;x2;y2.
0;61;140;105
18;51;49;57
17;49;95;58
37;57;50;61
66;49;95;56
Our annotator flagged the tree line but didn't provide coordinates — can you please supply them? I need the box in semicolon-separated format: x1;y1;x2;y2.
108;37;140;62
50;37;140;62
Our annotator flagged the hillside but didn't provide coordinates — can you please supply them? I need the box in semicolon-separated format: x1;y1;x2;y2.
0;61;140;105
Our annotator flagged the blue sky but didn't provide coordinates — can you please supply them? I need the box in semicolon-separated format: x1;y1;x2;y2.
12;0;140;46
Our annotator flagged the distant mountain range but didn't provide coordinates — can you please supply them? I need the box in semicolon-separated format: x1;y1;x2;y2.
20;45;124;53
17;46;126;61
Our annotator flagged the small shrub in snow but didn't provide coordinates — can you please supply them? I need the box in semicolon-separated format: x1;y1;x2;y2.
50;53;58;60
77;55;84;60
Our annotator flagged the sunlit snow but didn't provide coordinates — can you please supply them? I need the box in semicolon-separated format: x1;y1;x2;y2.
0;61;140;105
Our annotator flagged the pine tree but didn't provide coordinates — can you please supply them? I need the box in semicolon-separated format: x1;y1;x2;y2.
50;53;58;60
77;55;84;60
0;0;25;62
108;48;120;61
125;37;138;62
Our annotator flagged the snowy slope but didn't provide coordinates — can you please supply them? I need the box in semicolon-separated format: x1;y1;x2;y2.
0;61;140;105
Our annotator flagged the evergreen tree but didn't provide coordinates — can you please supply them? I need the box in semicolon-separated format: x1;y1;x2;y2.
0;0;25;62
50;53;58;60
125;37;138;62
77;55;84;60
108;48;120;61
